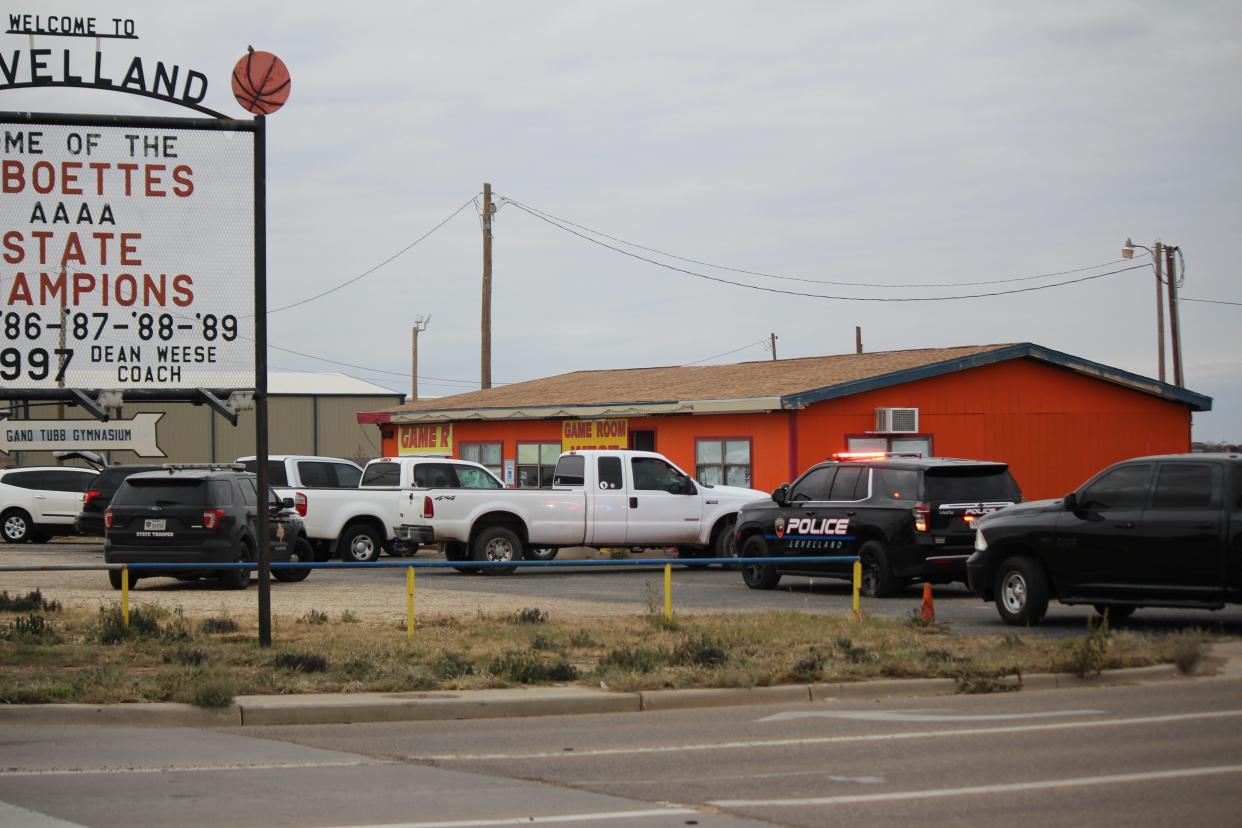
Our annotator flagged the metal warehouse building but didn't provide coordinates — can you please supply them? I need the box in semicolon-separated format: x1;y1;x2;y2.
358;342;1211;500
4;373;403;468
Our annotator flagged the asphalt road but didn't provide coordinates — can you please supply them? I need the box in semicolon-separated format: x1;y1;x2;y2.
2;676;1240;826
10;539;1242;637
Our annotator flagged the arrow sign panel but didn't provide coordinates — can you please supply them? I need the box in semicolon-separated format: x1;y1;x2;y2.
0;413;165;457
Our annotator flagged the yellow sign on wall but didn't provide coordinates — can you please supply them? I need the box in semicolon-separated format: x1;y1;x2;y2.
561;418;628;451
397;423;453;455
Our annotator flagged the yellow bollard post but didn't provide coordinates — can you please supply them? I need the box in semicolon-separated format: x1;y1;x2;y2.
121;567;130;628
852;560;861;619
664;562;672;622
406;566;415;639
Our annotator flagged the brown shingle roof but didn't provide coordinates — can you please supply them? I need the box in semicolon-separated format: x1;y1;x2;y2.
383;344;1015;416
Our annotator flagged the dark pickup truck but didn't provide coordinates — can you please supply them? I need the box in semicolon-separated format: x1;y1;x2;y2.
967;453;1242;625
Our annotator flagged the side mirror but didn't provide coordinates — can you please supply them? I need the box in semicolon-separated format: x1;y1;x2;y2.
771;484;789;507
1063;492;1079;511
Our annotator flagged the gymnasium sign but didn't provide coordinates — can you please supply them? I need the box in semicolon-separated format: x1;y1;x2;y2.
0;12;258;392
561;418;628;451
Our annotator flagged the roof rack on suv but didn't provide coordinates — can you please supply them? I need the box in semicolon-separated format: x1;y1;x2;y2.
831;451;925;461
160;463;247;472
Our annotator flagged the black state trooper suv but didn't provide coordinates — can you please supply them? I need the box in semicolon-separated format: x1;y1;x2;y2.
735;454;1022;596
104;464;312;590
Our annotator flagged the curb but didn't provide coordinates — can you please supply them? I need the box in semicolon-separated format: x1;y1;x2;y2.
0;654;1220;729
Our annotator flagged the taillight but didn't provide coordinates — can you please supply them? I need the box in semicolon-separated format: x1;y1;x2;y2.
83;490;102;507
202;509;225;530
913;502;930;533
104;508;113;529
294;492;307;517
422;495;434;519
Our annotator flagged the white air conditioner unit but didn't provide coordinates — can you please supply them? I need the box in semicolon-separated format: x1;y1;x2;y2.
875;407;919;433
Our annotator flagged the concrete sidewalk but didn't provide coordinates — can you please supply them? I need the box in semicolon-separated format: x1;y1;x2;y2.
5;642;1237;729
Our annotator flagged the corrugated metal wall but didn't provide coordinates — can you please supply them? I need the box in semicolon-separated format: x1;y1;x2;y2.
4;394;400;469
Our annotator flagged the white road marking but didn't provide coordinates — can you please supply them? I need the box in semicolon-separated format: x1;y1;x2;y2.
758;708;1103;722
709;763;1242;807
0;759;388;777
0;801;87;827
323;808;702;828
566;769;887;786
416;708;1242;761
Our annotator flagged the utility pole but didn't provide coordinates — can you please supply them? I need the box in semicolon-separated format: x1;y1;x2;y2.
411;315;430;400
769;332;778;361
1166;245;1183;387
855;326;863;354
1153;241;1165;383
481;182;494;390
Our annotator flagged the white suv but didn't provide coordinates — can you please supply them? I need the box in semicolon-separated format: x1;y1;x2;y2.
1;466;100;543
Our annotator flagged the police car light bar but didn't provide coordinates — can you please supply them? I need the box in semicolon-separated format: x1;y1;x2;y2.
832;451;925;461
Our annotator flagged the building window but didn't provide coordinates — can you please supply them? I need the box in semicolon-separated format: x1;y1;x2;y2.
460;442;502;478
695;438;751;488
517;442;560;488
846;435;932;457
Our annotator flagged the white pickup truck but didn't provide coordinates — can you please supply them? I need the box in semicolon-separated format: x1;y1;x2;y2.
237;455;503;563
395;450;768;572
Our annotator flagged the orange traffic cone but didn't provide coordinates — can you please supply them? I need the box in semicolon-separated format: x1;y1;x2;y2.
920;582;936;623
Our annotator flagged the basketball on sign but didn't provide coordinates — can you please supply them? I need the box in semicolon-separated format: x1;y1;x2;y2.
232;49;291;114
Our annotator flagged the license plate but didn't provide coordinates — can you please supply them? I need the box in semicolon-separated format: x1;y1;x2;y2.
144;519;166;531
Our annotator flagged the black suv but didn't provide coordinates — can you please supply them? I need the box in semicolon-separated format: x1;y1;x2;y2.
968;453;1242;626
75;464;163;536
736;455;1022;596
104;465;311;590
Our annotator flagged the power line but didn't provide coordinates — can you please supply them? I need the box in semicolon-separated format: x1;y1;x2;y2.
266;342;490;386
498;195;1140;289
682;338;769;366
263;195;478;315
1182;297;1242;307
502;200;1150;302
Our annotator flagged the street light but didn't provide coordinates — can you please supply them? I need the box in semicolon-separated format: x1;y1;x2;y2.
1122;238;1183;388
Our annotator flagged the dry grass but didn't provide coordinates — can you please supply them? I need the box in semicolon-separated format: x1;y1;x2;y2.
0;594;1208;707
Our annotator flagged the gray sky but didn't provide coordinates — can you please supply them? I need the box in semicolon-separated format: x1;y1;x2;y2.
10;1;1242;439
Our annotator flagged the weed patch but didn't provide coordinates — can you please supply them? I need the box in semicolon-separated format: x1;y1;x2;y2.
488;650;578;683
672;633;729;668
271;651;329;673
513;607;548;624
95;605;162;644
200;616;239;635
0;590;61;613
598;646;666;674
298;609;329;626
1;613;63;645
339;610;360;624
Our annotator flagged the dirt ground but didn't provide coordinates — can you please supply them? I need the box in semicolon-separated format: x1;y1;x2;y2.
0;539;661;622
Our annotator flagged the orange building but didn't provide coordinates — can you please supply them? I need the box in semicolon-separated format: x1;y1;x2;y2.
357;343;1210;500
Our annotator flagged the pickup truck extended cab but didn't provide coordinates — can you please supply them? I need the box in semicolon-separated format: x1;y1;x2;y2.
239;455;504;563
967;453;1242;626
396;449;767;572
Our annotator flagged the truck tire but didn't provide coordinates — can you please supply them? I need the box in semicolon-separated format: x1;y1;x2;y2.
219;543;252;590
2;509;33;543
525;547;558;561
274;537;313;583
859;540;899;598
472;526;521;575
108;569;139;590
338;524;382;564
994;556;1049;626
713;519;739;569
740;535;781;590
444;541;481;574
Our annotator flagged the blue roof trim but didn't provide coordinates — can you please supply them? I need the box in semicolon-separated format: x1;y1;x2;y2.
780;343;1212;412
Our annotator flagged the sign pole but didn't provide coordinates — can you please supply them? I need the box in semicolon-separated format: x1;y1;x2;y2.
254;113;272;647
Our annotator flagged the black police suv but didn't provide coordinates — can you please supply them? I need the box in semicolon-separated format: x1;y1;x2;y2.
736;455;1022;596
968;453;1242;626
104;465;312;590
75;464;163;536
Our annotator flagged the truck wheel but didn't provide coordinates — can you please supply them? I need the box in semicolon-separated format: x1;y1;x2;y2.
859;541;899;598
525;547;558;561
2;509;33;543
108;569;139;590
740;535;781;589
994;556;1049;626
444;541;481;574
472;526;521;575
385;538;415;557
338;525;382;564
274;537;313;583
714;520;739;569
